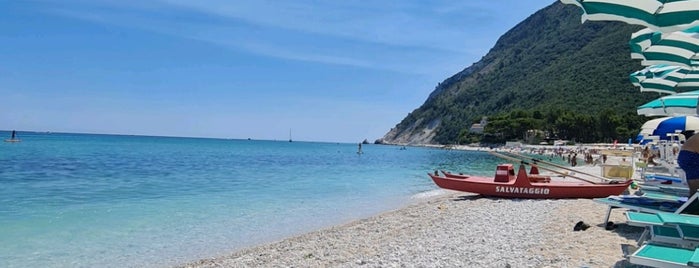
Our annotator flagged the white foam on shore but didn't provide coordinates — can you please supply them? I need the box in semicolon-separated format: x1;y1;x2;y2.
410;189;451;200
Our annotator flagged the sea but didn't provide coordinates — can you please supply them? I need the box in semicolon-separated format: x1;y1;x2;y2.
0;131;506;268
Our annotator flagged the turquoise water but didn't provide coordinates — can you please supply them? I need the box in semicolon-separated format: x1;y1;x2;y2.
0;131;504;267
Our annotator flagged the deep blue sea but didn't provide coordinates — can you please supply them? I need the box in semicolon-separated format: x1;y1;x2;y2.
0;131;504;267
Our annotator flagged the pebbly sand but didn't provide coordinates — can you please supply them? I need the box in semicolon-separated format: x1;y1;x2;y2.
179;190;644;267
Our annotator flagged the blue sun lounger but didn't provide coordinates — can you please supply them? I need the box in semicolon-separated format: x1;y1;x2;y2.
594;193;691;225
629;244;699;268
645;173;684;183
643;190;690;201
639;183;690;197
626;210;699;267
595;188;699;224
627;212;699;248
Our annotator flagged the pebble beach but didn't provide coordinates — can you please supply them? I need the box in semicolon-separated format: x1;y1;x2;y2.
181;190;644;267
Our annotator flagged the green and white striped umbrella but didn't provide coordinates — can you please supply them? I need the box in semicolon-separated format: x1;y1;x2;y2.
630;64;699;94
630;26;699;68
637;89;699;116
561;0;699;32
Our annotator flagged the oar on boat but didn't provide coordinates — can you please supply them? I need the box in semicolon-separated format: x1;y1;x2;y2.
489;151;602;185
503;151;615;182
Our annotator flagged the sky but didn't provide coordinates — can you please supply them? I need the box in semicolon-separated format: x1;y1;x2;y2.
1;0;556;143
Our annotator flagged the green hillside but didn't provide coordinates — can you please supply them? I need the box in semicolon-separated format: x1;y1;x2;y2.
381;2;658;145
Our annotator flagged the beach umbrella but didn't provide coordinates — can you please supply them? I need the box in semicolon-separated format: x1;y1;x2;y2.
635;133;647;142
630;27;699;68
630;64;699;94
639;115;699;139
560;0;699;32
637;89;699;116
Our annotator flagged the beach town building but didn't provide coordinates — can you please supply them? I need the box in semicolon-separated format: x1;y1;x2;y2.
469;117;488;134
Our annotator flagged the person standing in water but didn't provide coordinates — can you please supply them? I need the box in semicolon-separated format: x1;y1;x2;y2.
358;143;363;154
4;130;21;143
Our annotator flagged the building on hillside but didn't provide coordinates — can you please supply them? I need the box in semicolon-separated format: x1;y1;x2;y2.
469;117;488;134
525;129;546;144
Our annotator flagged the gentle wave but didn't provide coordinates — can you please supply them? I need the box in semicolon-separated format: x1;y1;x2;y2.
411;189;451;200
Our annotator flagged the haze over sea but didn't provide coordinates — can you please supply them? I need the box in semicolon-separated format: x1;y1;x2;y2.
0;131;505;267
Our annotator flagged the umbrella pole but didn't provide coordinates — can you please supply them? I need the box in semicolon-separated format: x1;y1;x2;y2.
489;151;601;184
503;151;615;182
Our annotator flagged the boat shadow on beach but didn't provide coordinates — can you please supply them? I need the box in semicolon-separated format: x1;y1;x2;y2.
451;194;482;201
451;194;549;202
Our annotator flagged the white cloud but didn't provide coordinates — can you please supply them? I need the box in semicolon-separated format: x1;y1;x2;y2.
39;0;508;75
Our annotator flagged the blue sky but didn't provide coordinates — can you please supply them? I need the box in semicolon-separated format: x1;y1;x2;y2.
1;0;555;143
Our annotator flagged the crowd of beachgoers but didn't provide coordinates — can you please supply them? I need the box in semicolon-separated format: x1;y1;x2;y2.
181;144;645;267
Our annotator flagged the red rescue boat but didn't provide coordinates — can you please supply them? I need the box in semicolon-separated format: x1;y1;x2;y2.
429;164;631;199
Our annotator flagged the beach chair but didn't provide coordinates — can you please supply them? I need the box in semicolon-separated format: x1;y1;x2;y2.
627;213;699;267
640;185;691;197
645;173;685;184
627;211;699;248
628;243;699;268
643;190;690;201
640;173;689;197
625;213;699;267
595;192;698;226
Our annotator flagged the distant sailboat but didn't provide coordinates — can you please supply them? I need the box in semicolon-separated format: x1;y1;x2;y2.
4;130;21;143
289;129;292;142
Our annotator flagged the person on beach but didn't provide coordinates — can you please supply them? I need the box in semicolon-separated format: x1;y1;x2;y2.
679;131;699;197
642;146;650;160
647;154;658;166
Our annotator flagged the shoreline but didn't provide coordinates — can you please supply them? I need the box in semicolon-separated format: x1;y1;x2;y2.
179;190;643;267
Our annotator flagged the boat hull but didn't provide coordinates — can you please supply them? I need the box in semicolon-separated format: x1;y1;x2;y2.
430;165;631;199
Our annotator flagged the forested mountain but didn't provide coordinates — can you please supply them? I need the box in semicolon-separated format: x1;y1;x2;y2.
379;1;658;145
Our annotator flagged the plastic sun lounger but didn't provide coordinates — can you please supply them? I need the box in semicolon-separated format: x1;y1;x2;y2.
627;212;699;248
627;212;691;247
627;211;665;227
626;211;699;267
624;196;699;267
646;173;684;183
640;185;690;197
659;213;699;226
596;198;681;225
643;190;690;201
641;184;690;193
680;225;699;242
627;212;699;226
596;193;699;226
651;226;687;247
629;243;699;268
